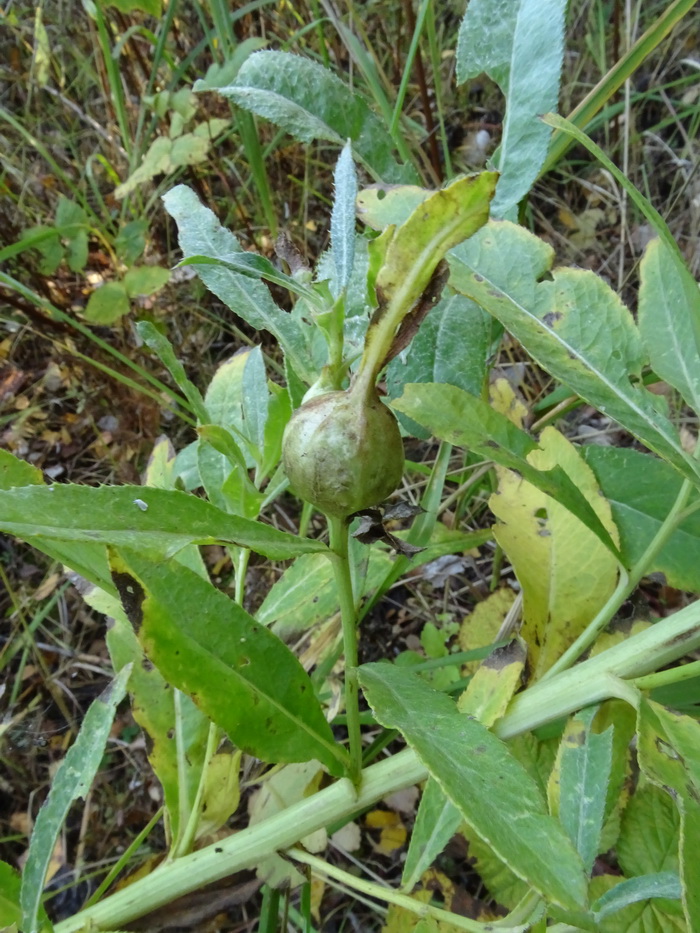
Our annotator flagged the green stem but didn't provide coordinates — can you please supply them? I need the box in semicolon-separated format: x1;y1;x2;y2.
631;658;700;692
359;440;452;623
55;599;700;933
83;807;164;908
171;722;220;859
287;847;528;932
540;0;697;177
542;477;694;681
328;515;363;787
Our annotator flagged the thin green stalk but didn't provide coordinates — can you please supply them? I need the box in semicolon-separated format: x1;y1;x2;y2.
542;476;694;680
540;0;696;176
328;515;362;786
172;722;220;859
424;0;452;177
84;807;164;908
93;3;132;159
288;847;528;932
389;0;432;139
631;658;700;692
360;440;452;622
53;599;700;933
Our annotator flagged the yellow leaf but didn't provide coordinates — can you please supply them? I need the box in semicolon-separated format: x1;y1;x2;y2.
366;809;407;855
458;588;517;675
490;426;619;679
489;377;528;427
196;750;242;840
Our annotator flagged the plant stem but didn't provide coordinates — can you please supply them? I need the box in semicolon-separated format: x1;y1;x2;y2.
54;599;700;933
172;722;220;859
542;477;694;680
631;658;700;691
328;515;363;787
360;439;452;622
287;847;528;932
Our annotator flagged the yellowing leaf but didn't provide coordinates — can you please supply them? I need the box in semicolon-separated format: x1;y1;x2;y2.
489;377;528;427
366;809;407;855
458;587;517;675
490;426;619;679
196;750;242;840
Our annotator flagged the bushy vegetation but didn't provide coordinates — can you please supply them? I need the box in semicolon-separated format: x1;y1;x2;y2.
1;1;700;931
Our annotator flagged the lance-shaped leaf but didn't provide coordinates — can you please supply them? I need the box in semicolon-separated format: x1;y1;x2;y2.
0;484;326;561
402;639;527;891
162;185;314;383
110;550;347;777
359;662;588;910
392;382;620;558
358;172;498;387
218;51;417;184
548;707;613;874
457;0;565;217
330;140;357;296
448;220;700;486
638;237;700;416
20;667;131;933
637;698;700;931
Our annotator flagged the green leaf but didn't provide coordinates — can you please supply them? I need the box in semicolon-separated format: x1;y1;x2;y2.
20;666;130;933
403;640;527;893
582;445;700;592
124;265;170;298
401;777;462;891
115;219;147;265
392;383;620;558
91;587;210;852
136;320;208;423
0;484;327;561
448;220;700;486
162;185;315;383
19;225;63;275
103;0;161;13
84;281;131;324
637;698;700;930
358;662;588;910
256;550;390;636
110;550;346;776
0;449;43;488
114;129;219;199
359;173;498;386
242;345;269;454
386;289;496;439
356;184;433;231
638;237;700;415
221;51;418;184
330;140;357;296
542;111;700;369
0;862;22;927
375;173;498;317
549;707;613;874
593;873;682;922
55;196;88;273
194;38;268;91
204;348;257;469
456;0;565;217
